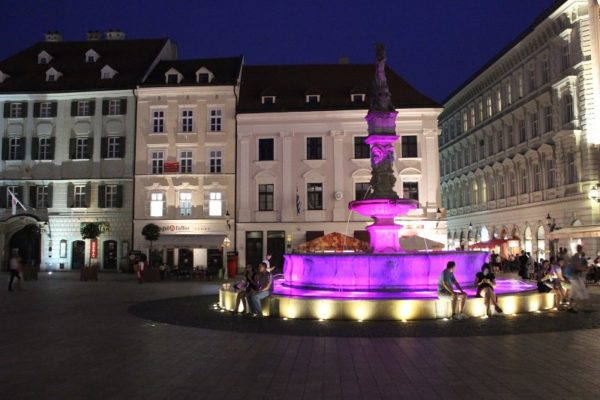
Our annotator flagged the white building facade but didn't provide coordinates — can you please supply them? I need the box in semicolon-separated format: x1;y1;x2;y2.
237;65;444;269
439;0;600;259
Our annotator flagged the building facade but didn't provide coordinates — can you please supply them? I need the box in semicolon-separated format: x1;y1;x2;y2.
0;31;175;270
439;0;600;259
237;65;444;269
133;57;242;272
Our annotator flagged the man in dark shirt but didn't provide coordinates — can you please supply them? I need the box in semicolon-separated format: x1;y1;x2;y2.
249;262;272;316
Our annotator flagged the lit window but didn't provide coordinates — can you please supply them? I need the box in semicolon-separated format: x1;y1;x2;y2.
208;192;222;216
470;106;475;127
74;185;86;207
151;151;164;174
152;110;165;133
209;109;222;132
179;151;192;173
105;185;118;208
150;192;164;217
209;150;222;173
517;74;524;98
477;101;483;122
179;192;192;216
506;82;512;105
181;110;193;133
462;112;468;132
496;89;502;112
307;183;323;210
258;184;274;211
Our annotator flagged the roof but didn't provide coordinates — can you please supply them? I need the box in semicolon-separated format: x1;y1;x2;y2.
142;56;244;87
239;64;439;113
0;38;172;93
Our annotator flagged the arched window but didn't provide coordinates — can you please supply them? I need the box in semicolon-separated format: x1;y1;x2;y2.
521;166;529;194
563;94;574;123
487;176;495;201
508;170;516;196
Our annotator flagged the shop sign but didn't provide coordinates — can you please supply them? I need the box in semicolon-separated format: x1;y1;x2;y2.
164;162;179;173
79;222;110;234
90;239;98;259
157;223;212;234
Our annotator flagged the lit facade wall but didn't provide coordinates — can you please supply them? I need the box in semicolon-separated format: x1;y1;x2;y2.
439;0;600;258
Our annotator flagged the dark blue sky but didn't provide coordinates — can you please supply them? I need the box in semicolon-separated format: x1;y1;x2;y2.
1;0;557;103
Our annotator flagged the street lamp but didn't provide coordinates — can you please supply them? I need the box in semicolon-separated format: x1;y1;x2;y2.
589;185;600;202
221;236;232;279
468;222;473;231
225;210;231;230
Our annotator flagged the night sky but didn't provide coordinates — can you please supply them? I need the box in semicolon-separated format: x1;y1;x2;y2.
1;0;557;103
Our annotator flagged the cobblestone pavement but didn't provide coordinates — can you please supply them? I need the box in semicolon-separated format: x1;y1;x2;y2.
2;272;600;400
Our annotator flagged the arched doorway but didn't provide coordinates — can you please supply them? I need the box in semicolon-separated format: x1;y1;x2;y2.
72;240;85;269
9;224;41;269
103;240;118;270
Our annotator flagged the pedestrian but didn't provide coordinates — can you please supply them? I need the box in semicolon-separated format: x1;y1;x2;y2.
137;255;146;284
263;253;275;273
8;249;22;291
437;261;468;320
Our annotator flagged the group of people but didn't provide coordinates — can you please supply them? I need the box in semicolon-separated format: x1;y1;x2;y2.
438;261;503;320
232;254;274;317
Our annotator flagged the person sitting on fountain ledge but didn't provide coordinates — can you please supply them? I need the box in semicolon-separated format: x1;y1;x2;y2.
438;261;468;320
249;262;273;317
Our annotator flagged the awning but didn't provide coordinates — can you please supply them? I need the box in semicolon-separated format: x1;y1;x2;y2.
150;234;226;248
547;226;600;240
400;235;445;251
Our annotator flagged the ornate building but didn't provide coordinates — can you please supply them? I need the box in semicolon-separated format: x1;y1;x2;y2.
439;0;600;258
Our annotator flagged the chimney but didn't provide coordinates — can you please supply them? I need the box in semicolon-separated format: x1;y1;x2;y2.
338;56;349;64
105;29;125;40
86;30;102;41
44;31;63;42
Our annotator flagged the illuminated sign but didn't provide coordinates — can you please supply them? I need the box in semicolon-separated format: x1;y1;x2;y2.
90;239;98;259
163;162;179;173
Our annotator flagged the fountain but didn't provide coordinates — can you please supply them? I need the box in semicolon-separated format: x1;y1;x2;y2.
219;45;554;320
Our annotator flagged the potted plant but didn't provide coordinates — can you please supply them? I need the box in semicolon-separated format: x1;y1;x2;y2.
80;222;101;281
141;223;161;282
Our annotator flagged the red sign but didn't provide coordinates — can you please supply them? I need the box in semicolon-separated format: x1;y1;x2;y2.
90;239;98;259
164;162;179;173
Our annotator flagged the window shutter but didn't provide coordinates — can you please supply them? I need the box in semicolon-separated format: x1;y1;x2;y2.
89;100;96;116
2;138;8;160
69;138;76;159
120;99;127;115
47;184;53;208
98;185;106;208
118;137;126;158
22;103;28;117
67;183;74;208
33;102;40;118
71;101;78;116
51;102;58;117
0;186;6;208
17;138;25;160
116;185;124;208
87;138;94;159
100;137;108;158
30;186;37;208
102;100;109;115
84;182;92;208
49;137;55;159
31;137;39;160
3;103;9;117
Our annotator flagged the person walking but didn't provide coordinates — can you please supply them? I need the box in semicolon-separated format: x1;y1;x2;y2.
137;255;146;284
8;249;22;291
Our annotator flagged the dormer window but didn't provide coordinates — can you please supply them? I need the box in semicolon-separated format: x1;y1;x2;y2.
351;93;366;103
195;67;214;83
306;95;320;104
0;70;9;84
100;65;118;80
164;68;183;84
38;51;52;65
45;67;62;82
85;49;100;63
261;96;276;105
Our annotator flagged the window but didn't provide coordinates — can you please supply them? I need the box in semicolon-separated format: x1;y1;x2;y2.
105;185;118;208
179;192;192;216
463;150;469;167
306;95;320;104
498;175;505;198
108;99;121;115
181;110;193;133
39;137;51;160
258;138;274;161
167;74;179;84
507;125;514;148
355;182;370;200
544;106;553;132
77;101;91;117
107;136;119;158
518;119;526;143
74;185;86;208
533;164;541;191
401;136;418;158
150;192;164;217
75;138;89;159
9;103;24;118
354;136;370;159
531;111;539;137
566;152;577;184
497;131;504;151
258;184;274;211
179;151;192;173
488;178;495;201
209;150;222;173
542;59;550;84
197;72;210;83
39;102;52;118
477;101;483;122
521;168;528;194
151;151;164;174
546;159;556;188
486;95;492;117
261;96;276;105
351;94;365;103
36;186;49;208
517;74;524;98
509;171;516;196
462;112;468;132
209;109;222;132
8;137;22;160
47;74;56;82
479;140;485;158
470;107;475;127
496;89;502;112
528;68;536;92
562;43;570;71
306;137;322;160
208;192;223;216
506;82;512;105
564;94;574;123
307;183;323;210
487;136;494;156
152;110;165;133
402;182;419;201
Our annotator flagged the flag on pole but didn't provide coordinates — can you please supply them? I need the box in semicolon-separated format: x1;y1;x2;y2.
296;186;301;215
7;188;26;216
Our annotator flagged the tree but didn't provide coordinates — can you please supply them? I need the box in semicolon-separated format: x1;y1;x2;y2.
141;223;160;255
80;222;101;268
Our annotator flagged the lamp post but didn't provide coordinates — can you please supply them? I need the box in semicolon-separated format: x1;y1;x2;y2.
222;236;232;279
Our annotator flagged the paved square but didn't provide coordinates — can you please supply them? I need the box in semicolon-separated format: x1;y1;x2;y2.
2;273;600;400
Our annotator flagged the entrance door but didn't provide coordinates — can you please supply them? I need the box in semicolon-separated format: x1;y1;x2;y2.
245;231;263;268
71;240;85;269
103;240;117;270
267;231;285;272
207;248;223;277
9;224;41;269
178;248;193;269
